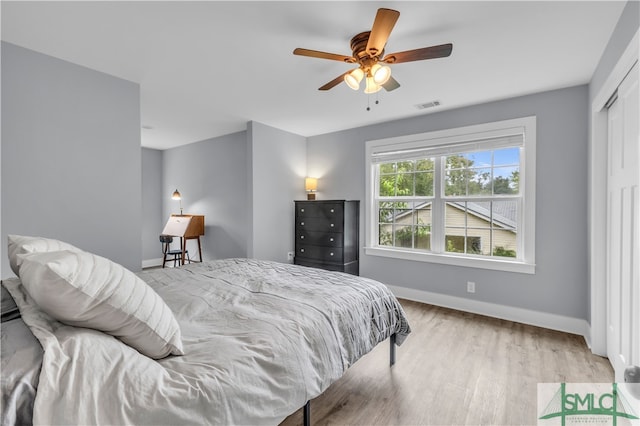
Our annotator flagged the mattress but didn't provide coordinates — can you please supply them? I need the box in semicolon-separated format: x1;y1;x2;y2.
2;258;410;425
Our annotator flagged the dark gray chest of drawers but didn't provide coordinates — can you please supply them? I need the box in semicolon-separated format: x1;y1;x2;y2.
294;200;359;275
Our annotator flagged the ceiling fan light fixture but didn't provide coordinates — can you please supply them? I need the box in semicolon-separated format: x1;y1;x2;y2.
371;63;391;85
344;68;364;90
364;76;382;94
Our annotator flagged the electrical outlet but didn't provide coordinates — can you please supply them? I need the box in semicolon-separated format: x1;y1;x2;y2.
287;252;294;262
467;281;476;293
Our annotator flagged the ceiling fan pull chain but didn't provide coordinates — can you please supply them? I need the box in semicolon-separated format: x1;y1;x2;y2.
366;94;371;111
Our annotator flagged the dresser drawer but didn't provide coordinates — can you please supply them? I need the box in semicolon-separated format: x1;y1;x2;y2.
294;258;349;272
296;230;343;247
296;245;344;262
296;202;343;219
296;217;343;232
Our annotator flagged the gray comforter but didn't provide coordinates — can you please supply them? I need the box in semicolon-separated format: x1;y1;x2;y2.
5;258;410;425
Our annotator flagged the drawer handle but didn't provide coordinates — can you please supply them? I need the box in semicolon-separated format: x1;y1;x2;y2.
330;209;334;213
330;252;334;256
300;248;305;253
301;222;305;226
330;223;334;227
300;235;305;239
301;208;305;212
329;238;334;242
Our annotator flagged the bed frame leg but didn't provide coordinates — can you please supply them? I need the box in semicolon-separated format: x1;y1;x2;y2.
390;333;397;366
303;400;310;426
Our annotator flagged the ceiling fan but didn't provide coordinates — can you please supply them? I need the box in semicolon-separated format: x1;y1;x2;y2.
293;8;453;93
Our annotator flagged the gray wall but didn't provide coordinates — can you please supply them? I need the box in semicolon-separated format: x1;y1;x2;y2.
162;131;249;260
247;121;306;262
144;122;306;265
308;85;590;320
1;42;142;276
141;147;164;261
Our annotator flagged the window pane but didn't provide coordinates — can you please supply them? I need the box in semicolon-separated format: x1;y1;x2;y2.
445;202;465;227
445;233;465;253
416;226;431;250
416;158;434;172
396;172;414;196
397;161;414;173
492;242;517;258
378;203;394;223
493;147;519;166
466;202;491;229
445;154;471;171
378;225;393;246
394;203;413;224
491;201;517;258
468;168;492;196
465;151;492;166
415;171;433;196
415;202;432;225
394;225;413;248
445;170;467;196
465;230;485;255
379;163;396;174
379;172;396;196
493;166;519;194
491;200;517;229
416;202;432;250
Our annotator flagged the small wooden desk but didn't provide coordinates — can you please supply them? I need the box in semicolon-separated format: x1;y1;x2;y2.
162;214;205;265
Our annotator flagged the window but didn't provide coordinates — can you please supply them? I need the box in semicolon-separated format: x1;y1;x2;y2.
365;116;536;274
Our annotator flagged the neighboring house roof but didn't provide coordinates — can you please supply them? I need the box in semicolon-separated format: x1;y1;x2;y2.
448;201;517;230
388;200;516;231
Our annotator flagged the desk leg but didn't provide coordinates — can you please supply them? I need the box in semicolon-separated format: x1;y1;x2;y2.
181;237;187;266
197;236;203;262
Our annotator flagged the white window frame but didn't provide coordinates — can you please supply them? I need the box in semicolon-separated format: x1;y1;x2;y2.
365;116;536;274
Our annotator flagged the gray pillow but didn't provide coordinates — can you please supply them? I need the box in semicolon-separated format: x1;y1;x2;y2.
1;278;20;322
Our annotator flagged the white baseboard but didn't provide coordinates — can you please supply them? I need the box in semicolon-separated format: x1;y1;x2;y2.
142;258;163;269
387;284;590;340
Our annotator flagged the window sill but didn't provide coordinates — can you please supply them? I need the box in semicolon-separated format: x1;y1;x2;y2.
364;247;536;274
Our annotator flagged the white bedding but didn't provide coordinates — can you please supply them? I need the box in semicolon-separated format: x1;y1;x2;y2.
5;258;410;425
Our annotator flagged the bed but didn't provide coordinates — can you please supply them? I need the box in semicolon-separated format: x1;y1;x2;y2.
1;235;410;425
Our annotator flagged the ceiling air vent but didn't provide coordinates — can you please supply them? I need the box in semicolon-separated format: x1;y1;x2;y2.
415;101;441;110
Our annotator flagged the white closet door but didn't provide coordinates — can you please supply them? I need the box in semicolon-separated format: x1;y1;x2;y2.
606;61;639;382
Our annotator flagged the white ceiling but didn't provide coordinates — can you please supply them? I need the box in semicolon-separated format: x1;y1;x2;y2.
1;1;627;150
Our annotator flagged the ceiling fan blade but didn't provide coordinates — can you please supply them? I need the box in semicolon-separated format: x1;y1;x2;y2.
318;71;351;91
366;8;400;57
293;48;355;63
382;76;400;91
382;43;453;64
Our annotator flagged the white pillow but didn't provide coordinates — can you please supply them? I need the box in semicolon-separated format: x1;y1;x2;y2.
17;250;184;359
8;234;81;276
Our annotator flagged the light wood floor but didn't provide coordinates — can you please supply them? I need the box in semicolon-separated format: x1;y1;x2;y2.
280;299;613;425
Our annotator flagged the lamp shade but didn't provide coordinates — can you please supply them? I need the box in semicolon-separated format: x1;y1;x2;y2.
344;68;364;90
171;189;181;200
364;76;382;94
371;64;391;85
305;178;318;192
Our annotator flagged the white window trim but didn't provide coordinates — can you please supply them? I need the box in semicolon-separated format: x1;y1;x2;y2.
365;116;536;274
